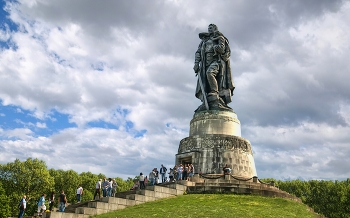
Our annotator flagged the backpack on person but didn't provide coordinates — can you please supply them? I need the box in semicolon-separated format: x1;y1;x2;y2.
18;199;24;210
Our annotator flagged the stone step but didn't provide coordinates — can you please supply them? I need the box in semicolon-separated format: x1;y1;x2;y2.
136;189;155;197
145;185;164;192
88;201;109;210
43;212;89;218
99;196;118;204
114;190;136;198
161;183;186;192
126;194;146;202
64;202;89;214
75;207;108;216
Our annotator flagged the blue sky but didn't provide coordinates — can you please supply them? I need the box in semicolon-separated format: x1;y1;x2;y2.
1;0;350;180
0;103;75;137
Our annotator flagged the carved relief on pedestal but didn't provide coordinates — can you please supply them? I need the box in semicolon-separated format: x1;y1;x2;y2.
178;135;252;154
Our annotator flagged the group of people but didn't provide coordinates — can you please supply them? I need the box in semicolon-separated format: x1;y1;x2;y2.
129;163;195;191
170;164;195;182
147;164;173;185
20;177;118;218
94;177;118;200
17;189;68;218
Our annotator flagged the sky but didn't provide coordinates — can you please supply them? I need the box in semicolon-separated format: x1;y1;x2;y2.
0;0;350;180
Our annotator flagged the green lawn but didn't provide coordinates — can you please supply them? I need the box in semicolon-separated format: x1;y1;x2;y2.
91;194;320;218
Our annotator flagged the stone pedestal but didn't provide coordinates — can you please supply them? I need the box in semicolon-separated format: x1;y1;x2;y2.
175;110;257;178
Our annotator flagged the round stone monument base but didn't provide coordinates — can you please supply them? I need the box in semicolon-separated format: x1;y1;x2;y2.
176;109;257;179
176;134;257;178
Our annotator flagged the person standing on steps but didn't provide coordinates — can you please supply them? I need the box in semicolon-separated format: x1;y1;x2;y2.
149;169;155;186
189;164;195;181
177;164;183;181
139;173;145;189
160;164;167;183
76;184;83;203
59;190;67;212
111;179;118;197
154;168;159;185
18;195;26;218
144;176;149;187
107;178;113;197
94;179;102;200
168;168;174;182
173;165;178;181
183;164;188;181
37;193;46;216
48;191;55;212
102;178;109;197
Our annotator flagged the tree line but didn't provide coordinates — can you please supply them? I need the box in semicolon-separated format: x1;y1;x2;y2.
260;178;350;218
1;158;349;218
0;158;134;217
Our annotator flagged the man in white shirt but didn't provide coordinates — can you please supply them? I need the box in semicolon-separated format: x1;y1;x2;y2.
76;184;83;203
93;179;102;200
18;195;26;218
177;164;183;180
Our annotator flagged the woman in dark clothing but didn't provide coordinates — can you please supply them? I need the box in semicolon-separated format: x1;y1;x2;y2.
183;164;188;181
49;191;55;212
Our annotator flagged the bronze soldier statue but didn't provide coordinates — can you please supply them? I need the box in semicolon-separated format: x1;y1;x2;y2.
193;24;235;111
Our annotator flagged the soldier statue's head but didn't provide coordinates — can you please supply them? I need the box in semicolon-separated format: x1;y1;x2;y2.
208;24;218;33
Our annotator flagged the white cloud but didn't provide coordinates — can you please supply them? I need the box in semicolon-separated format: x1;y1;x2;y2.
36;122;47;128
0;24;11;41
0;128;33;140
0;0;349;180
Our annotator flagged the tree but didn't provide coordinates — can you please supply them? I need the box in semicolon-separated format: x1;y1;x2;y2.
115;177;134;192
79;171;100;201
0;158;54;216
0;181;10;218
50;169;80;204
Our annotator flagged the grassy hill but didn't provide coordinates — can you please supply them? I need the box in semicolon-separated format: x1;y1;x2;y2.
91;194;322;218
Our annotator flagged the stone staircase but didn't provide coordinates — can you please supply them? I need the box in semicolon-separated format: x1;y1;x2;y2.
41;182;188;218
38;175;303;218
